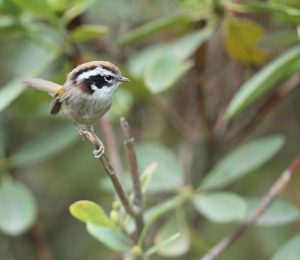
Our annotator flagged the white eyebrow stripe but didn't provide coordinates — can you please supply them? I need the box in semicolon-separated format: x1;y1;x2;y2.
76;67;116;82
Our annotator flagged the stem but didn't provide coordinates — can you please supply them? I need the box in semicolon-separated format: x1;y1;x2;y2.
120;117;144;240
99;116;123;176
201;155;300;260
30;224;54;260
223;74;300;146
79;129;136;218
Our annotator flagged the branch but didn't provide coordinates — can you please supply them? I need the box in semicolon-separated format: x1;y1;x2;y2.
99;116;123;176
79;129;136;218
201;155;300;260
223;74;300;146
120;117;144;239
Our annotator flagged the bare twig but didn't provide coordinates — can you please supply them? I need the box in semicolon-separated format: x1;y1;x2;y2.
99;116;123;176
201;155;300;260
79;129;136;218
30;224;53;260
120;117;144;240
223;74;300;146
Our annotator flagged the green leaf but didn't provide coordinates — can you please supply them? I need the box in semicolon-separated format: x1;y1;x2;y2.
9;125;78;167
0;81;25;112
145;195;186;224
70;200;115;228
201;135;284;190
63;0;97;22
70;24;109;42
136;143;183;192
169;29;212;60
127;30;210;80
245;198;300;226
46;0;68;11
146;233;180;256
224;17;268;64
0;180;37;236
119;13;190;46
152;214;189;257
225;46;300;119
140;162;157;193
10;0;54;20
223;2;300;24
127;46;164;79
193;192;246;223
87;223;133;252
145;53;193;93
272;234;300;260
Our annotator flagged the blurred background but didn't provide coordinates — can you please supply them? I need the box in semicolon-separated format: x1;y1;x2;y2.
0;0;300;259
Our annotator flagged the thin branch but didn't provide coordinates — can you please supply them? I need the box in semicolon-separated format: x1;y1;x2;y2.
223;74;300;146
99;116;123;176
30;224;53;260
120;117;144;240
201;155;300;260
79;129;136;218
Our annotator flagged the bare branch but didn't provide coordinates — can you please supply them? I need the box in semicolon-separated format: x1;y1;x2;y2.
223;75;300;146
99;116;123;176
201;155;300;260
120;117;144;239
79;128;136;218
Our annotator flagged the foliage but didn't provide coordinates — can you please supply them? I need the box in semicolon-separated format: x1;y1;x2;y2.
0;0;299;259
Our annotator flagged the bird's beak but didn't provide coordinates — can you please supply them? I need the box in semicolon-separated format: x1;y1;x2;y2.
118;76;130;82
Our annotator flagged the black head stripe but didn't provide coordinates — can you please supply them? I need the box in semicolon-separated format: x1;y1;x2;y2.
80;74;113;94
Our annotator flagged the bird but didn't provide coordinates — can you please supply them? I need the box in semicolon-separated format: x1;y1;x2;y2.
22;60;129;158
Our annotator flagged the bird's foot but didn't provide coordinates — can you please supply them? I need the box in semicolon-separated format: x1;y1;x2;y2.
93;145;105;158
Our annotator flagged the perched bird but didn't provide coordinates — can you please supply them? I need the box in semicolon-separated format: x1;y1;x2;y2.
22;61;129;157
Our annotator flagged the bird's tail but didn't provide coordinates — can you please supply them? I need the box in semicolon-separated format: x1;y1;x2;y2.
21;78;63;96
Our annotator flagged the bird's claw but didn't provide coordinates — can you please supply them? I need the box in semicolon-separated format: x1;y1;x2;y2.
93;145;105;158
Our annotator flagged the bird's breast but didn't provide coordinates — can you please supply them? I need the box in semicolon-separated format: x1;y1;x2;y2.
62;87;112;125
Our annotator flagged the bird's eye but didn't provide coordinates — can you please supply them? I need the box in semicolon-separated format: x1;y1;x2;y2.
104;75;114;82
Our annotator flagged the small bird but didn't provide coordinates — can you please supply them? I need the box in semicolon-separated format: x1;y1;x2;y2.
22;61;129;158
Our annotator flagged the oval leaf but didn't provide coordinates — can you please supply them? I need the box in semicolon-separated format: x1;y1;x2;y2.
0;180;38;236
225;46;300;119
201;135;284;190
9;125;78;167
272;234;300;260
70;24;109;42
145;53;193;93
169;29;212;60
193;192;246;223
70;200;114;227
136;143;183;192
127;46;165;79
87;223;133;252
245;198;300;226
152;214;189;257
